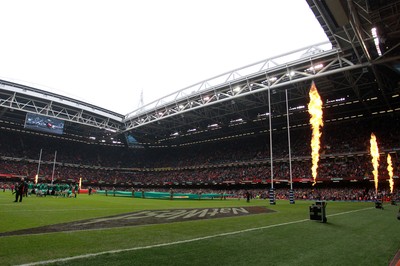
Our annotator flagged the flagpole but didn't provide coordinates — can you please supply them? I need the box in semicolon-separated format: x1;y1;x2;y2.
51;151;57;185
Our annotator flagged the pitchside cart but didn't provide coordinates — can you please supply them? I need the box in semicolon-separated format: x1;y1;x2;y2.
309;201;327;223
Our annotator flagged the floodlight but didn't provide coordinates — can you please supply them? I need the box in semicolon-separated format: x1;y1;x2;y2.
371;27;382;56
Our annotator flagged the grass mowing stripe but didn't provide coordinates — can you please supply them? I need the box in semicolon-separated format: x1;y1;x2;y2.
2;208;129;213
16;206;373;266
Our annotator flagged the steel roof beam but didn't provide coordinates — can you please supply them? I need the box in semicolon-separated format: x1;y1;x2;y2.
122;51;370;134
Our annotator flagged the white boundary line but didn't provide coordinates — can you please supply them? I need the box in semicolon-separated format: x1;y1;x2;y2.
16;207;372;266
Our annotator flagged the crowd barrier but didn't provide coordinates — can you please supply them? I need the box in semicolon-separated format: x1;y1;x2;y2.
96;190;232;200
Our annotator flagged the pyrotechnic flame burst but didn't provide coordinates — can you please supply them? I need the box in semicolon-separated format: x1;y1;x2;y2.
79;177;82;190
308;82;323;186
387;154;394;194
370;133;379;194
34;174;38;185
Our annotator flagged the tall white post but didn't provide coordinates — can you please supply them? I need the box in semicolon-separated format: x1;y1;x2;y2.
51;151;57;185
267;87;276;205
35;148;43;184
268;87;274;189
285;89;293;190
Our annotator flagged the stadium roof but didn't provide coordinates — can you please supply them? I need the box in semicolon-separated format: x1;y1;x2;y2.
0;0;399;148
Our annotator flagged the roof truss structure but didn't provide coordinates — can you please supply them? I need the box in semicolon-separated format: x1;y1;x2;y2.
0;0;399;147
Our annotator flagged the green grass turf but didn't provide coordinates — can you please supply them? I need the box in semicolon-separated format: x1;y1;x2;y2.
0;192;399;266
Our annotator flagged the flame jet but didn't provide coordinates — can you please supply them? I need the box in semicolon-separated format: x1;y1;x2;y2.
370;133;380;194
387;154;394;193
307;82;323;186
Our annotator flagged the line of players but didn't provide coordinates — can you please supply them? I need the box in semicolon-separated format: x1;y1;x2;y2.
10;177;80;202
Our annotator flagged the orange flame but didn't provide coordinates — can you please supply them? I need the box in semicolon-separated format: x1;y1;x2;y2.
79;177;82;190
308;82;323;186
370;133;379;194
387;154;394;194
34;174;38;184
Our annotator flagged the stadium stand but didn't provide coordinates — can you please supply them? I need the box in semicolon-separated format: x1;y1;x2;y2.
0;115;399;201
0;0;399;202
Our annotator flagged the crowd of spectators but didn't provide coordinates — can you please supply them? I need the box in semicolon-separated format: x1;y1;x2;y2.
0;117;399;195
0;156;398;187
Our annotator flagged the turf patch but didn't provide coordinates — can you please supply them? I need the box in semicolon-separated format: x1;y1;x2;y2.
0;206;274;237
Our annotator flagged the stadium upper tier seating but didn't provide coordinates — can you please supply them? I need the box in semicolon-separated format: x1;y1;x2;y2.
0;116;399;188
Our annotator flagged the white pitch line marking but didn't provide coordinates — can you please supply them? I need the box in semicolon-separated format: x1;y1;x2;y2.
16;207;372;266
